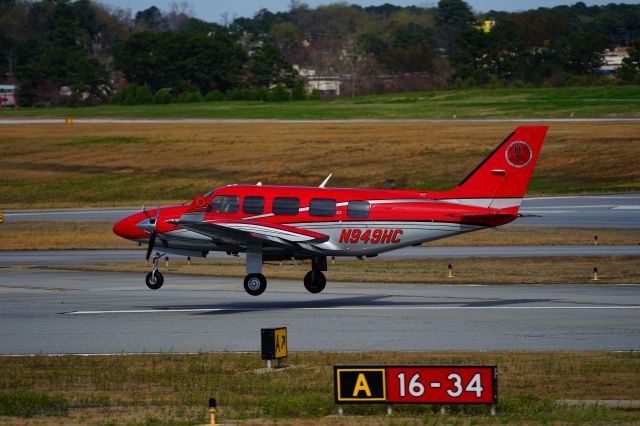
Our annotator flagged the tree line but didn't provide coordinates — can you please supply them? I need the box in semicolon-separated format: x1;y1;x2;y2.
0;0;639;106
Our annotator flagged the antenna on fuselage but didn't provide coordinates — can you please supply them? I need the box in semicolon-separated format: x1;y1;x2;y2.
319;173;332;188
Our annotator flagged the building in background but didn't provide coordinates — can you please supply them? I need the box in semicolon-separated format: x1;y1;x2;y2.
294;65;343;96
599;47;629;73
0;85;17;107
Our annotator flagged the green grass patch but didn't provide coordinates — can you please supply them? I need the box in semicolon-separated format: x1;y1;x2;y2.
2;86;640;119
0;352;638;424
0;390;68;417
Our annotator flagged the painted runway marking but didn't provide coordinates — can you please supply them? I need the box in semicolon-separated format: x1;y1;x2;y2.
4;209;135;217
519;210;576;214
66;306;640;315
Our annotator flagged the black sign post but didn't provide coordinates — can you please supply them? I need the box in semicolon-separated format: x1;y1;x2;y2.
261;327;288;368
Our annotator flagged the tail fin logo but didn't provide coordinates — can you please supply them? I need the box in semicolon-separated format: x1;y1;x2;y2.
505;141;532;168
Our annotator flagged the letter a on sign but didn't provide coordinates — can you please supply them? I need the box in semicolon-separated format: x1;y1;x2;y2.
335;368;386;402
353;374;372;397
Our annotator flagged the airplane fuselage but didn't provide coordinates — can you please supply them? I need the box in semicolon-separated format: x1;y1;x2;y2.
115;185;519;259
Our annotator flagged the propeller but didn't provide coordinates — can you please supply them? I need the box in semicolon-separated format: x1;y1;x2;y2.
145;194;162;261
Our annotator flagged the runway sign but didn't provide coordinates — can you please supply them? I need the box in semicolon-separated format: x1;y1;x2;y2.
261;327;287;360
335;368;386;402
335;365;497;404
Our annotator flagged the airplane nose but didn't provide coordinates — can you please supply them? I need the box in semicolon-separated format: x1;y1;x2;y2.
113;216;134;239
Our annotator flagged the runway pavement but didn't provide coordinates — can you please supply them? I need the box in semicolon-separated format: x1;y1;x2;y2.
4;194;640;227
0;268;638;354
1;245;639;267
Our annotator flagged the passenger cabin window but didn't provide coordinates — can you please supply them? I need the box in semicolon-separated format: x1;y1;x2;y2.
347;200;370;218
211;195;240;213
310;198;336;217
243;196;265;214
273;197;300;216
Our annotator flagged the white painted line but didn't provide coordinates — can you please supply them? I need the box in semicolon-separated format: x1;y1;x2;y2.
523;205;617;209
302;306;640;310
66;305;640;315
519;210;576;214
5;209;136;216
612;206;640;210
68;308;222;314
525;196;640;200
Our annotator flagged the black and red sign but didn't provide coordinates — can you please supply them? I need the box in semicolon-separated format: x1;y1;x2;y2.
335;365;497;404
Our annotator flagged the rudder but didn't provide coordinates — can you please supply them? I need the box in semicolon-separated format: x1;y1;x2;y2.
435;126;548;209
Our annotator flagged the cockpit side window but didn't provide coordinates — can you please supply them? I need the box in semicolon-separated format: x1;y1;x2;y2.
211;195;240;213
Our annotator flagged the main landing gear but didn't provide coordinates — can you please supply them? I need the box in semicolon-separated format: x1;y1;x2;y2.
145;253;165;290
242;246;329;296
304;270;326;293
303;256;327;294
244;273;267;296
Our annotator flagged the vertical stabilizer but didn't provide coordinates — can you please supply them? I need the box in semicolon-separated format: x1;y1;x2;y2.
434;126;548;209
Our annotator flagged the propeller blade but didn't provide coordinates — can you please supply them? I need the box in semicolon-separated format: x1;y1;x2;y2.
146;232;157;261
146;189;163;260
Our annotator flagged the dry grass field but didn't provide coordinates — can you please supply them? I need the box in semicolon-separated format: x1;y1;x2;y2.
58;255;639;285
1;352;638;424
1;222;639;250
0;122;639;207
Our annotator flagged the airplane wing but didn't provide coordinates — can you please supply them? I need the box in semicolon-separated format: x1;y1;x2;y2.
171;213;329;249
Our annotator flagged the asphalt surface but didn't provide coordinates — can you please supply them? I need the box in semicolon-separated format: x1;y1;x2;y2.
0;268;638;354
1;245;639;267
5;194;640;227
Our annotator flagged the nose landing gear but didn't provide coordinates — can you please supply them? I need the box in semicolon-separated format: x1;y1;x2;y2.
145;253;165;290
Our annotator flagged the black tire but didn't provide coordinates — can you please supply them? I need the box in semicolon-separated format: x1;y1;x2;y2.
304;270;326;294
244;273;267;296
145;271;164;290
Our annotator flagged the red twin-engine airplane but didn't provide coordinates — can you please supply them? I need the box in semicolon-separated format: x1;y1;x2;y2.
113;126;548;296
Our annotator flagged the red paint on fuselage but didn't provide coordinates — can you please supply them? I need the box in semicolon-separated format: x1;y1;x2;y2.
112;185;518;241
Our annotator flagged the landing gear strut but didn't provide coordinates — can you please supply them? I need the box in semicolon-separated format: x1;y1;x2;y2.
244;244;267;296
304;256;328;294
145;253;165;290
